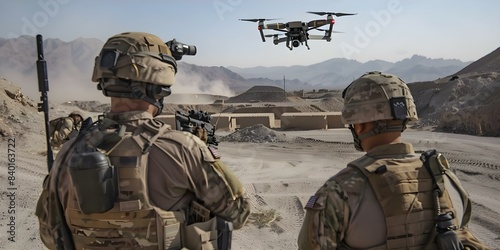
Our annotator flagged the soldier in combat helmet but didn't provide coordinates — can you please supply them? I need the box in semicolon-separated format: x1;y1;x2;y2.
297;71;489;249
49;110;85;148
36;32;250;250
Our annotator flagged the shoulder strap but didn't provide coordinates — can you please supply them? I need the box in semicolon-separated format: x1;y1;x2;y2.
420;149;446;196
420;149;472;227
139;119;170;153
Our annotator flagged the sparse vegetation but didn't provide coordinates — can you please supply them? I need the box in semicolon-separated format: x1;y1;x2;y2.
248;208;282;229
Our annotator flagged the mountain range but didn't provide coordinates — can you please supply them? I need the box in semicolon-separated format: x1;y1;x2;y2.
0;35;472;102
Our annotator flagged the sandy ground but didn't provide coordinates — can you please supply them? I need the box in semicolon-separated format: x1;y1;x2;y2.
0;128;499;249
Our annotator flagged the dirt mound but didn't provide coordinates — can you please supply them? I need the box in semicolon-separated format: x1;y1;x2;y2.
0;77;42;139
409;72;500;136
221;124;287;143
162;104;231;115
226;85;286;103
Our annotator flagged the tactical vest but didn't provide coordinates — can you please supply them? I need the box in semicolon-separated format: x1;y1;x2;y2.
65;118;186;249
342;152;469;250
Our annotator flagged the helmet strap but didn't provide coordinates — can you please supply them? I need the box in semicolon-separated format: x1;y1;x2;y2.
129;84;164;116
350;119;409;151
348;124;364;151
99;79;167;116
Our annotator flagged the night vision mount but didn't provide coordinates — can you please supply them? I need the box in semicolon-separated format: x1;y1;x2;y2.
165;39;197;60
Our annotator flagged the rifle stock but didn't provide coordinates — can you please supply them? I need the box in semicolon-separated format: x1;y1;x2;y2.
36;34;54;171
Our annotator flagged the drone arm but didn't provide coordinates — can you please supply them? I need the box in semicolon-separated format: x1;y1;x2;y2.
326;20;334;41
308;34;330;41
307;19;328;28
274;37;288;45
259;26;265;42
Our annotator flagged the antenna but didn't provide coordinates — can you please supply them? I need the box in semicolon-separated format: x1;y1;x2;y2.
283;75;286;99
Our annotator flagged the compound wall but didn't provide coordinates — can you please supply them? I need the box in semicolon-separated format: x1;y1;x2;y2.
281;112;328;130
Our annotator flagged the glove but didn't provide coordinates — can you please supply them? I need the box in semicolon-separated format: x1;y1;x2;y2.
193;125;208;143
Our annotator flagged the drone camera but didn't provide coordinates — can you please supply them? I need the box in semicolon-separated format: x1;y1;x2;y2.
165;39;197;60
292;40;300;48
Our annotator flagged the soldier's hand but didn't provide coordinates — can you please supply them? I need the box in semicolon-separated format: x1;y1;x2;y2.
193;125;208;144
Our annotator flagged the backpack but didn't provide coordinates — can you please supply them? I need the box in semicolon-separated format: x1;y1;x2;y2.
49;117;72;138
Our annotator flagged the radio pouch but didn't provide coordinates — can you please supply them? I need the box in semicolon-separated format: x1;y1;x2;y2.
68;151;117;214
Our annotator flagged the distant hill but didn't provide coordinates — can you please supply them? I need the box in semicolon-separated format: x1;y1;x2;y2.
0;35;104;103
0;36;307;102
228;55;471;88
0;35;473;103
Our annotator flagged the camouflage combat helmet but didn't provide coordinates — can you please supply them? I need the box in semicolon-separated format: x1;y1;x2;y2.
91;32;177;116
341;71;418;125
69;110;85;120
92;31;176;87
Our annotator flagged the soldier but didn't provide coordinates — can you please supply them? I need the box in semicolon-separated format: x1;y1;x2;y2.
49;111;85;148
36;32;250;250
298;71;489;249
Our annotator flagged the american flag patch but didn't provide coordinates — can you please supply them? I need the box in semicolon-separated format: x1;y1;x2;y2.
305;195;318;209
208;146;221;159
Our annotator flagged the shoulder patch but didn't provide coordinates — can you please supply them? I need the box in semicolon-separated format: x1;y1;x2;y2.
305;195;319;209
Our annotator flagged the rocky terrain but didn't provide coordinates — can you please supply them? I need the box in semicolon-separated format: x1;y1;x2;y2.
409;47;500;136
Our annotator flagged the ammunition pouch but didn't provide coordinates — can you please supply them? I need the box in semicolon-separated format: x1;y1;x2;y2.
184;217;219;250
68;151;117;214
184;201;233;250
155;209;184;250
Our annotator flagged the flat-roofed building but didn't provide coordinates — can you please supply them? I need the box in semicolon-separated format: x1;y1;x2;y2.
325;112;346;128
281;112;328;130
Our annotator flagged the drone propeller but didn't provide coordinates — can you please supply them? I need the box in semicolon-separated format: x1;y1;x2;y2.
239;18;280;22
307;11;357;17
240;18;281;42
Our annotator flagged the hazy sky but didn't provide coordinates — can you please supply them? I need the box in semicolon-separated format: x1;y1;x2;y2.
1;0;499;68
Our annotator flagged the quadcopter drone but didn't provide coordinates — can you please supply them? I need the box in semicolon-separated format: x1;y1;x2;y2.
240;11;356;50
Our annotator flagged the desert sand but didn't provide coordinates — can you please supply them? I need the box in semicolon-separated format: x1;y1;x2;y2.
0;124;499;249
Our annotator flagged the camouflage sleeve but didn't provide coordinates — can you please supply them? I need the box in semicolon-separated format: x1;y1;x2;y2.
52;118;74;146
35;144;73;250
185;142;250;229
298;179;349;250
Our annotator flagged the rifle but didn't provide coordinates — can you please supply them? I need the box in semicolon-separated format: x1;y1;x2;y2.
36;34;76;250
175;110;218;146
36;34;54;171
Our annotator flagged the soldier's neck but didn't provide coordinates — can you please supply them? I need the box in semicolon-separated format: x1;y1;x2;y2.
110;97;157;115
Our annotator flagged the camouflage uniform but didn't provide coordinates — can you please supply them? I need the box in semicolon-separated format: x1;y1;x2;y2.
38;111;250;249
36;32;250;249
50;115;82;148
297;142;488;249
298;72;489;250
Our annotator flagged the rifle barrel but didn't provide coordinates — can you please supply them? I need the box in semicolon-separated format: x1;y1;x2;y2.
36;34;54;171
